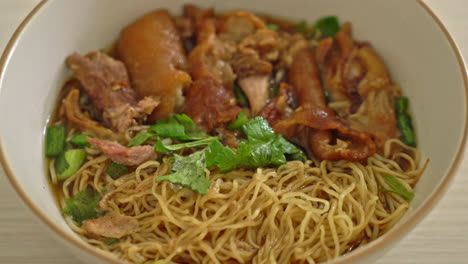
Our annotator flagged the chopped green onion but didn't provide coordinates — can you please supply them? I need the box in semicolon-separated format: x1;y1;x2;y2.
229;111;249;130
106;162;129;180
267;24;279;31
314;16;340;37
296;20;307;33
101;186;108;193
45;125;66;157
395;97;409;114
70;134;92;147
128;132;156;147
234;83;248;106
106;238;120;245
395;96;416;147
55;149;86;180
380;175;414;201
397;114;416;147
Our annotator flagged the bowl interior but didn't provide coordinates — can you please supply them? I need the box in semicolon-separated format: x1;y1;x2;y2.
0;0;465;263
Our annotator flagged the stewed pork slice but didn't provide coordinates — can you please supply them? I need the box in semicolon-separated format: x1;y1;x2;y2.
274;49;376;161
87;137;158;166
316;23;401;151
66;52;159;134
184;16;241;132
118;9;192;122
83;213;138;238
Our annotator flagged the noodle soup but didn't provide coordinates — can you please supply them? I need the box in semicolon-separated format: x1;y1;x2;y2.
45;5;426;263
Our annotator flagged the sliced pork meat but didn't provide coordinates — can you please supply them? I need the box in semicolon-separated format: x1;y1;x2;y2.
185;18;241;132
87;137;158;166
118;9;192;122
178;4;216;43
219;12;282;115
66;52;159;134
184;78;241;133
316;23;401;151
62;84;114;138
218;11;266;43
274;49;376;161
83;213;138;238
277;32;309;69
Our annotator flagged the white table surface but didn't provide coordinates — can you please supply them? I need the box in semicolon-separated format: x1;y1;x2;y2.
1;1;468;263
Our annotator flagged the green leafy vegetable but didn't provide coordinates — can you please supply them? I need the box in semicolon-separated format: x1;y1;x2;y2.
70;134;92;147
207;117;306;171
296;20;307;33
395;96;416;147
234;83;248;106
149;114;208;141
106;162;129;179
285;151;307;162
380;175;414;201
54;151;69;175
101;186;108;193
62;189;105;226
106;238;120;245
128;132;156;147
205;140;237;172
45;125;66;157
155;150;211;194
314;16;340;37
155;136;219;152
267;23;279;31
229;111;249;130
55;149;86;180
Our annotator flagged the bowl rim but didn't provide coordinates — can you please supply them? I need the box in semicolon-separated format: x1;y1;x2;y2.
0;0;467;263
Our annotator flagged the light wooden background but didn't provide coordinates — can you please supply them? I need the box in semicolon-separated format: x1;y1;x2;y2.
1;1;467;263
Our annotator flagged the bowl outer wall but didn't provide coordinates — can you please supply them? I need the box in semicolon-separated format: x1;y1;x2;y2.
0;0;466;263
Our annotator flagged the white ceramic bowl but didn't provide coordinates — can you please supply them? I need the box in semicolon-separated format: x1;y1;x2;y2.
0;0;466;263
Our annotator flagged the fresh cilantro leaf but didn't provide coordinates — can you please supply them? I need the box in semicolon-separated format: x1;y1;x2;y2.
155;151;211;194
45;125;66;157
173;114;208;139
106;162;129;179
62;189;105;226
285;151;307;162
314;16;340;37
106;238;120;245
155;136;219;152
149;114;207;141
70;134;92;147
228;111;249;130
380;175;414;201
128;132;156;147
205;140;237;172
241;116;276;144
207;117;307;171
150;123;189;140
